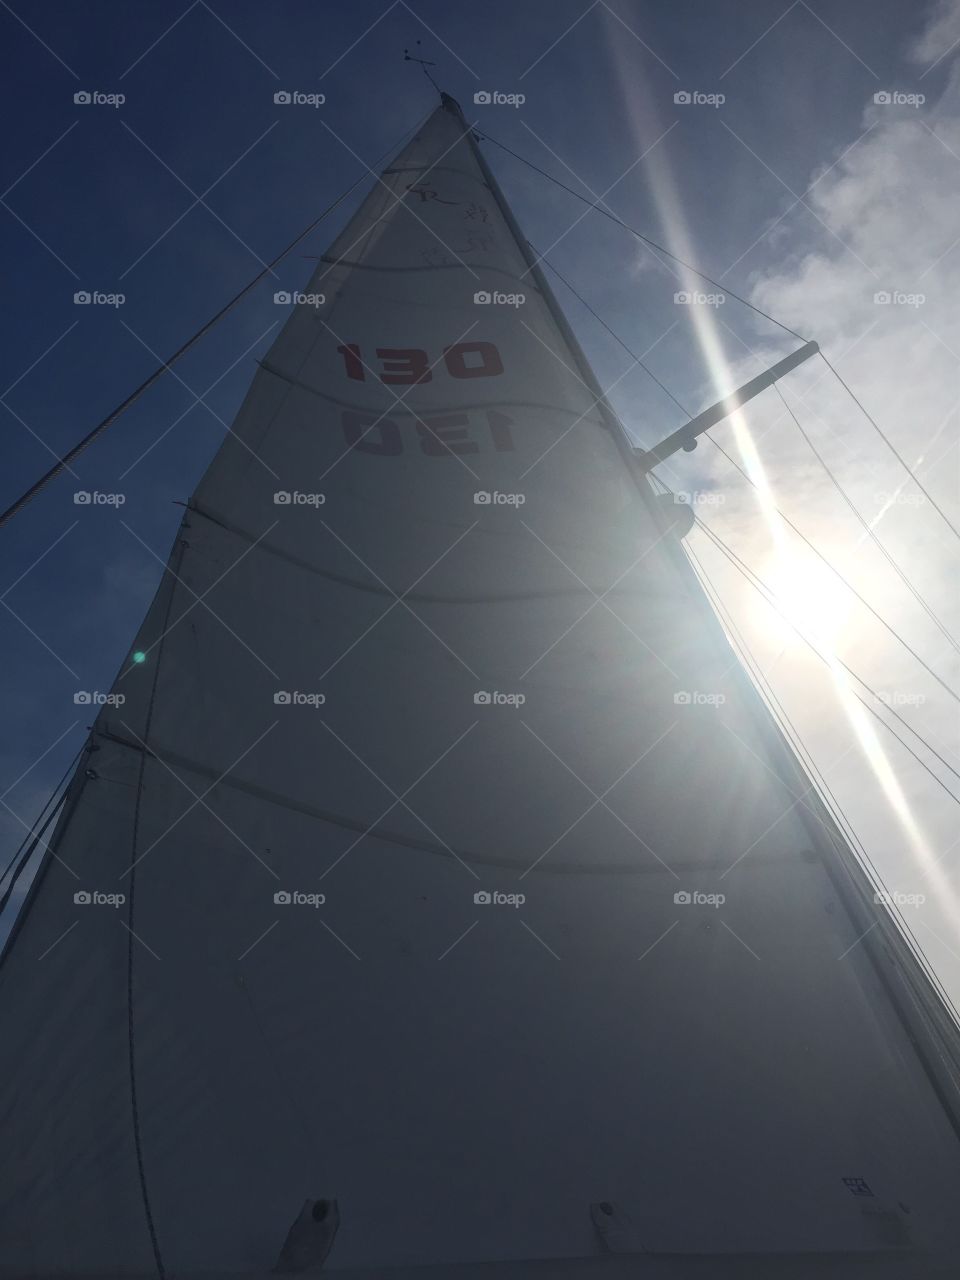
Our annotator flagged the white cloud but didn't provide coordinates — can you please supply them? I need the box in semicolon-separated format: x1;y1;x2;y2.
682;2;960;1003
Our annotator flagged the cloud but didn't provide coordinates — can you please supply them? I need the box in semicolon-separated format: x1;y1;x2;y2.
689;0;960;999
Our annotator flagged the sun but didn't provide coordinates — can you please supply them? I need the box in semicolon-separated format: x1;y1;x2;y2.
754;546;854;653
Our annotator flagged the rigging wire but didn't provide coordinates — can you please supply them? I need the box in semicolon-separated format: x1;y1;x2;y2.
683;534;960;1031
0;112;431;530
0;743;85;907
772;382;960;657
531;243;960;704
494;124;959;542
478;130;810;343
691;512;960;792
703;433;960;705
820;352;960;545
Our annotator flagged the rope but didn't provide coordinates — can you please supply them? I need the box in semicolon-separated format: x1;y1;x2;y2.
478;130;810;343
0;114;429;529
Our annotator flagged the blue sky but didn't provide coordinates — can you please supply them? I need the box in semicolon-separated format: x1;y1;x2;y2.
2;0;959;987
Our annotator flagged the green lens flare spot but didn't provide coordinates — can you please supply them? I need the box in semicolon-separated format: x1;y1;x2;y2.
131;651;146;665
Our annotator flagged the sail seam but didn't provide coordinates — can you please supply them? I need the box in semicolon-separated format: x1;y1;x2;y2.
186;501;649;602
95;727;796;877
316;253;542;284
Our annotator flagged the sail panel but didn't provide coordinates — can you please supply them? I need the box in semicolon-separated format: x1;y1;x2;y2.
1;99;960;1276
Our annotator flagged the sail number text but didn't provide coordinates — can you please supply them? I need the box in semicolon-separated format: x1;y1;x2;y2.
336;342;503;383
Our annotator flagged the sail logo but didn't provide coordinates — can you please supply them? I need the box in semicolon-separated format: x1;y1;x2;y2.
673;690;726;706
74;691;125;707
74;490;126;506
274;290;326;307
474;890;525;908
474;691;525;707
474;290;525;307
874;91;925;107
874;890;926;907
474;490;525;506
674;290;725;307
674;91;725;108
674;890;725;908
274;490;326;506
874;290;924;307
74;291;125;307
274;90;326;107
74;90;125;108
74;890;125;907
473;91;525;108
274;890;326;907
274;691;325;707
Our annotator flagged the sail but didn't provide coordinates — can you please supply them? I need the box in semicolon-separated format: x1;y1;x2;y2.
2;96;960;1278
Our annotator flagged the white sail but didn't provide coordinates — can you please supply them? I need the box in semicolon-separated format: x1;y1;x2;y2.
2;96;960;1278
